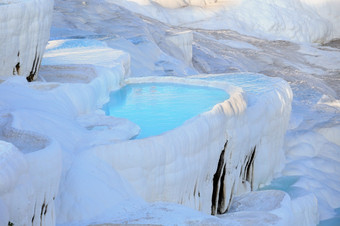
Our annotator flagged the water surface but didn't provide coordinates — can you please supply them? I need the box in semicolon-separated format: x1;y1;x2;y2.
103;83;229;138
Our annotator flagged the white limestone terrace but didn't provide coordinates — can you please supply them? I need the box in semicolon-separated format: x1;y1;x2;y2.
49;0;340;224
0;0;54;82
0;40;128;226
110;0;340;43
0;38;295;225
0;124;62;226
78;74;291;215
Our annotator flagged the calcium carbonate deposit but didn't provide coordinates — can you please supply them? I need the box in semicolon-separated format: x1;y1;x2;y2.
0;0;339;225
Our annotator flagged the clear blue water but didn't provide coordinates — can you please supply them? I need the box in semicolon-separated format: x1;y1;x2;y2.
260;176;340;226
259;176;303;198
103;83;229;139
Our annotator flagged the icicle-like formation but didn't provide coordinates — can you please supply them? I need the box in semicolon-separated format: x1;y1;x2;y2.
0;0;54;81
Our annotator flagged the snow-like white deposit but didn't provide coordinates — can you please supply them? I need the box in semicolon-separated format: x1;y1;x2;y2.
109;0;340;43
77;74;291;218
0;38;293;225
1;0;340;225
0;39;129;225
0;0;54;81
0;134;62;226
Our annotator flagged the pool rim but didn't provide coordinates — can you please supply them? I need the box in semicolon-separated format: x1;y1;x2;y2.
108;76;245;140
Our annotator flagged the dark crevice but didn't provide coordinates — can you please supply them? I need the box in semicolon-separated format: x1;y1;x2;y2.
243;146;256;190
15;62;20;74
211;140;228;215
193;180;197;197
217;164;226;214
32;202;36;226
44;204;48;215
211;144;257;216
13;62;21;75
26;46;41;82
40;202;45;222
40;196;46;226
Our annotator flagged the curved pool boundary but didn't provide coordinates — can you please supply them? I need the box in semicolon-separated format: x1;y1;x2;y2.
106;77;236;139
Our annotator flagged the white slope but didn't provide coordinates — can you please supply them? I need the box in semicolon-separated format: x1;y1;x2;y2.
109;0;340;43
51;1;197;78
191;26;340;225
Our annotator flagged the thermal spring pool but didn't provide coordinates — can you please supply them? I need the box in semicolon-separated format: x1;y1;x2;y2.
102;82;230;139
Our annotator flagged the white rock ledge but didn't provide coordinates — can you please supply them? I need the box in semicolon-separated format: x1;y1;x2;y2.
84;74;292;216
0;0;54;81
0;134;62;226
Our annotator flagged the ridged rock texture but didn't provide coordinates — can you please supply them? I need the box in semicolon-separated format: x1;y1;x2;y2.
0;0;54;81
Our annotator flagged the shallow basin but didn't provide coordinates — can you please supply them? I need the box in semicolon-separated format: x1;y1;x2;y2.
103;82;229;139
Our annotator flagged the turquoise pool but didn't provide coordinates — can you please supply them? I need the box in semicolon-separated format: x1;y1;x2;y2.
103;83;229;139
